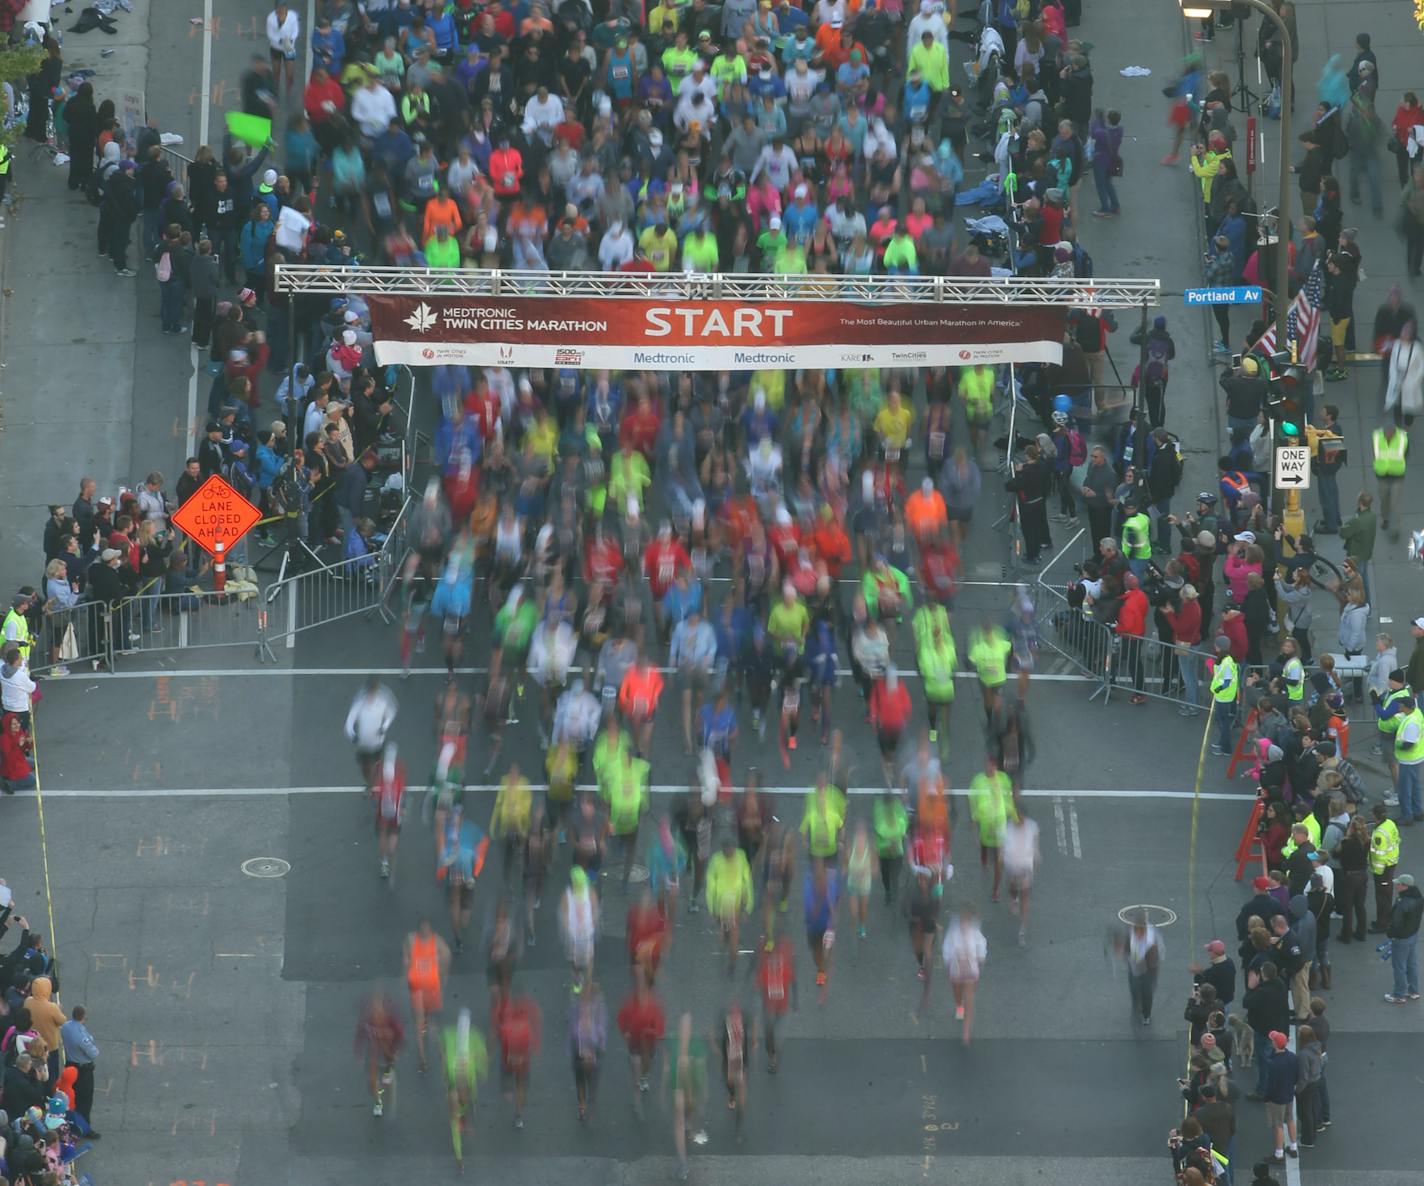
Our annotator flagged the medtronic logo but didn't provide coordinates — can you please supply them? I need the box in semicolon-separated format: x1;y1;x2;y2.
404;301;437;333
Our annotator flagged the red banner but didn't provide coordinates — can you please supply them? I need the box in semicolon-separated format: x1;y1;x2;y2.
367;295;1064;371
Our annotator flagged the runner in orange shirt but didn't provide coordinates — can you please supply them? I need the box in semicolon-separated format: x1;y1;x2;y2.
618;651;665;756
405;919;451;1072
904;478;947;546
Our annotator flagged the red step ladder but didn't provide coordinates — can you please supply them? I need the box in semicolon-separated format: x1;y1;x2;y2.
1226;706;1260;779
1233;796;1267;881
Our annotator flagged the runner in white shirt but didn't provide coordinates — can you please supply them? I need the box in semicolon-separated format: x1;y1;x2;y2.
266;0;302;95
1002;811;1041;947
942;911;987;1046
345;678;398;791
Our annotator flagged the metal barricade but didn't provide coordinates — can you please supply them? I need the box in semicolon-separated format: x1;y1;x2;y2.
160;145;193;192
112;586;276;665
26;601;113;676
265;498;410;647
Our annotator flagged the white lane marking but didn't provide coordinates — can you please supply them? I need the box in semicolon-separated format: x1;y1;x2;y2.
1053;796;1068;855
1069;797;1082;859
64;666;1093;683
34;784;1254;801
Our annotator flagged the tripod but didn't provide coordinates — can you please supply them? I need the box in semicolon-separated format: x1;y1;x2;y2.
1229;7;1264;118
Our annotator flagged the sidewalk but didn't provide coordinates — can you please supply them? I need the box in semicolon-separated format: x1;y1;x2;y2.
1189;3;1424;631
0;0;172;588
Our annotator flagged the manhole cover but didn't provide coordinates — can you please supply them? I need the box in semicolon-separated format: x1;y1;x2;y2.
242;857;291;879
1118;903;1178;928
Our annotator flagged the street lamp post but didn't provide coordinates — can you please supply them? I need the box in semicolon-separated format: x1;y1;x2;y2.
1179;0;1293;349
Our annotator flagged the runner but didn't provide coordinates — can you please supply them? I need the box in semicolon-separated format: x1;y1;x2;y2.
970;754;1017;903
559;866;601;993
907;866;942;1010
869;665;914;788
429;538;475;678
344;677;397;793
371;743;406;881
715;999;754;1143
354;992;404;1118
399;562;432;678
616;967;666;1115
943;910;989;1045
1003;807;1043;946
493;989;541;1130
646;815;689;923
874;787;910;906
437;803;489;953
706;833;755;975
567;980;607;1123
486;897;520;1008
491;762;533;889
404;919;450;1073
627;888;670;986
666;1012;708;1182
845;821;878;941
442;1007;489;1170
754;931;797;1072
803;861;842;997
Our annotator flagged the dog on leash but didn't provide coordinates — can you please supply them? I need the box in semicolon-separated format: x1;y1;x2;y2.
1226;1013;1255;1067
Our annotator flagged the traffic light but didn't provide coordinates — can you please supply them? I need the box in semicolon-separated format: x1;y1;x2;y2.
1263;347;1307;436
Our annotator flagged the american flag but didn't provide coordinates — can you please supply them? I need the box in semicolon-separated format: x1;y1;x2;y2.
1255;262;1324;370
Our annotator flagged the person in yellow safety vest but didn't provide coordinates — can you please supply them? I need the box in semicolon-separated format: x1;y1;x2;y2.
969;755;1017;903
607;749;649;890
1280;638;1306;706
913;603;957;743
958;364;996;455
1371;424;1408;535
1280;814;1321;861
1120;499;1153;581
2;591;35;662
1208;634;1240;757
0;139;12;205
1368;802;1401;931
1393;697;1424;823
1374;669;1412;761
967;619;1012;720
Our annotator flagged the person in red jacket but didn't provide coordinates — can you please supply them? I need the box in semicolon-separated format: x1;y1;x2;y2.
1162;583;1204;715
303;66;347;151
1116;573;1150;704
869;666;913;786
0;712;35;793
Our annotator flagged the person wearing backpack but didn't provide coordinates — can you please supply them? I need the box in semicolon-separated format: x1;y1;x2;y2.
1131;315;1177;428
1049;411;1082;523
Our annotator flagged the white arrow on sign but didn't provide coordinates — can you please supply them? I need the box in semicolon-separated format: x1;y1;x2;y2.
1274;445;1311;491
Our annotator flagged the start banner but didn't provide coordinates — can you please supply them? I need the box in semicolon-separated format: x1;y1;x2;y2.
367;295;1065;371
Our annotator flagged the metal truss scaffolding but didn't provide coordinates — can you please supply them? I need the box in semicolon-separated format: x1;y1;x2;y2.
274;265;1160;309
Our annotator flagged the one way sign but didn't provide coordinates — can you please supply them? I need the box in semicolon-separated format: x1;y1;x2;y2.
1274;445;1311;491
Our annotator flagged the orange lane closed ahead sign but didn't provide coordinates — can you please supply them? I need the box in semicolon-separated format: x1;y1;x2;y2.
170;474;263;557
